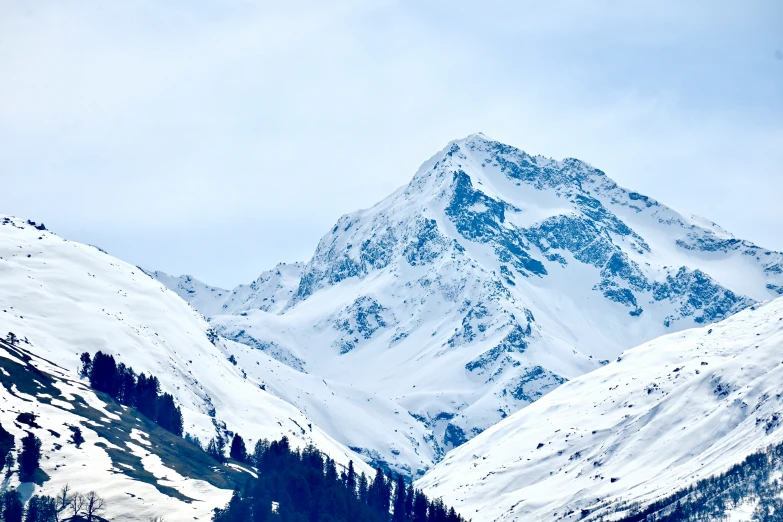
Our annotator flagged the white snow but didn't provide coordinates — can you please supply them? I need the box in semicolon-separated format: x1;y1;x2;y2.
417;297;783;521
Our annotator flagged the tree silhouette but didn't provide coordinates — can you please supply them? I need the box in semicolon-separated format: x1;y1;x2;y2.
19;432;41;480
229;434;248;463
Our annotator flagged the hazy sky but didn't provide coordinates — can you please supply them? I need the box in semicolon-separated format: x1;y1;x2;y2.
2;1;781;288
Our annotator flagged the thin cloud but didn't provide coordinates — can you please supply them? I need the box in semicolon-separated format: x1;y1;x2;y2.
0;1;781;287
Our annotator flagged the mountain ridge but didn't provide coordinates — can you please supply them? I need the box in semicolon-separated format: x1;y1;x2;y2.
154;134;783;476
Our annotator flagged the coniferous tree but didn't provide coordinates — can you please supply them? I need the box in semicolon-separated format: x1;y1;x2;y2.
393;473;407;522
89;351;119;398
369;467;390;515
184;432;202;449
207;438;226;463
358;472;369;505
116;363;137;406
79;352;92;378
405;482;415;520
82;351;187;439
0;423;14;472
412;490;428;522
251;438;269;467
156;393;183;436
229;434;247;463
135;373;160;420
4;453;14;475
346;460;357;498
325;457;338;484
19;432;42;479
211;436;467;522
429;497;449;522
1;490;23;522
23;495;57;522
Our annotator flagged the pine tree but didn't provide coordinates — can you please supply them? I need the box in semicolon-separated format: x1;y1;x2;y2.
89;351;119;398
24;495;57;522
207;438;226;463
116;363;137;406
346;460;357;498
412;490;428;522
79;352;92;378
369;467;390;515
428;497;447;522
325;457;338;484
0;423;14;473
135;373;160;420
251;438;269;467
1;490;23;522
229;434;248;463
358;472;369;504
19;432;42;479
4;452;14;474
393;473;407;522
405;482;415;520
211;435;466;522
156;393;183;436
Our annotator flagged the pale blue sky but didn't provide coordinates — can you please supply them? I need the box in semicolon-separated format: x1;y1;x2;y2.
1;1;781;287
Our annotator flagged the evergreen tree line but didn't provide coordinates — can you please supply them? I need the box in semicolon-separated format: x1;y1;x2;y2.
212;435;468;522
606;438;783;522
80;351;183;436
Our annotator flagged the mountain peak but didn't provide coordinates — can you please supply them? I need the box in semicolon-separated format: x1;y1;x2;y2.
454;131;493;145
156;135;783;475
424;134;607;195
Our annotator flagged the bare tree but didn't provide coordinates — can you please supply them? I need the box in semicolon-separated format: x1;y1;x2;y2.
84;491;106;522
54;484;72;521
54;484;71;519
70;492;85;519
149;518;166;522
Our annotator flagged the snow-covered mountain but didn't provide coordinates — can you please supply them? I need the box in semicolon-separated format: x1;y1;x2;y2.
151;262;303;317
157;133;783;476
0;216;369;520
416;296;783;522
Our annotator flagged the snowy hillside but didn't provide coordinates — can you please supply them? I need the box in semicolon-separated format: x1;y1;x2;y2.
417;296;783;522
161;134;782;475
0;337;237;521
0;216;370;518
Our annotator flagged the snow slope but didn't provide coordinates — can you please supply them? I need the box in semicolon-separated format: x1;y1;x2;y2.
417;297;783;522
0;215;370;516
222;337;437;473
160;134;782;475
0;338;236;522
